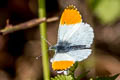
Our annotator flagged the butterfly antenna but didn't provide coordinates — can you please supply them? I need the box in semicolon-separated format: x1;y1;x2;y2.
41;36;52;46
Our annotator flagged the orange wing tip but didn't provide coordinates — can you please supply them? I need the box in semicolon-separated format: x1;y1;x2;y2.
60;5;82;25
52;61;74;71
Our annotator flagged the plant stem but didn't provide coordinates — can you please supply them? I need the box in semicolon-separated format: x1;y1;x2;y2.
38;0;50;80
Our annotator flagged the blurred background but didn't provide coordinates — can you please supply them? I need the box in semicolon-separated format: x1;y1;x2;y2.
0;0;120;80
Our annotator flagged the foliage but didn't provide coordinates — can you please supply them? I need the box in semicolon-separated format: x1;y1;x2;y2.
95;73;120;80
88;0;120;24
51;75;74;80
68;61;79;79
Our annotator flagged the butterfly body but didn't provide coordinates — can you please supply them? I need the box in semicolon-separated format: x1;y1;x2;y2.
50;42;90;53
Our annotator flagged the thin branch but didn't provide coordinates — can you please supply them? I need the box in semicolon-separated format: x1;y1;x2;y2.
0;16;59;35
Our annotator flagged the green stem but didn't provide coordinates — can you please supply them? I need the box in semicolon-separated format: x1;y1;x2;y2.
38;0;50;80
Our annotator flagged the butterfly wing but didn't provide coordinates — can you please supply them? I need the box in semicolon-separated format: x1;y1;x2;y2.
50;53;75;71
58;23;94;48
68;23;94;47
57;5;82;44
50;52;75;62
57;24;79;43
57;23;94;61
68;49;92;61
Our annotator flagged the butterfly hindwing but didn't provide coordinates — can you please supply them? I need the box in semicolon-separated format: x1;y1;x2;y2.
50;53;75;71
50;53;75;62
68;49;92;61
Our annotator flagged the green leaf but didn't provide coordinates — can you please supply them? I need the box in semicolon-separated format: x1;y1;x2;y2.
76;71;89;80
68;61;79;78
69;62;78;72
51;75;74;80
95;73;120;80
89;0;120;24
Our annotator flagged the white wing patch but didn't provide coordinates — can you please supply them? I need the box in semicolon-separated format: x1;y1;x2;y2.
68;49;92;61
58;24;76;42
50;53;75;62
57;23;94;47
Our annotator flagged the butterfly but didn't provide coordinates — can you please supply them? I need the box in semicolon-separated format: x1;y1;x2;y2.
49;5;94;71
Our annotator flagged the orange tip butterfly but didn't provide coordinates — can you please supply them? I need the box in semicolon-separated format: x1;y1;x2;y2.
49;5;94;72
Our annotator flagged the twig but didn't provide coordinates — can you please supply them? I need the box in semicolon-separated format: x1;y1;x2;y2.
0;16;59;35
